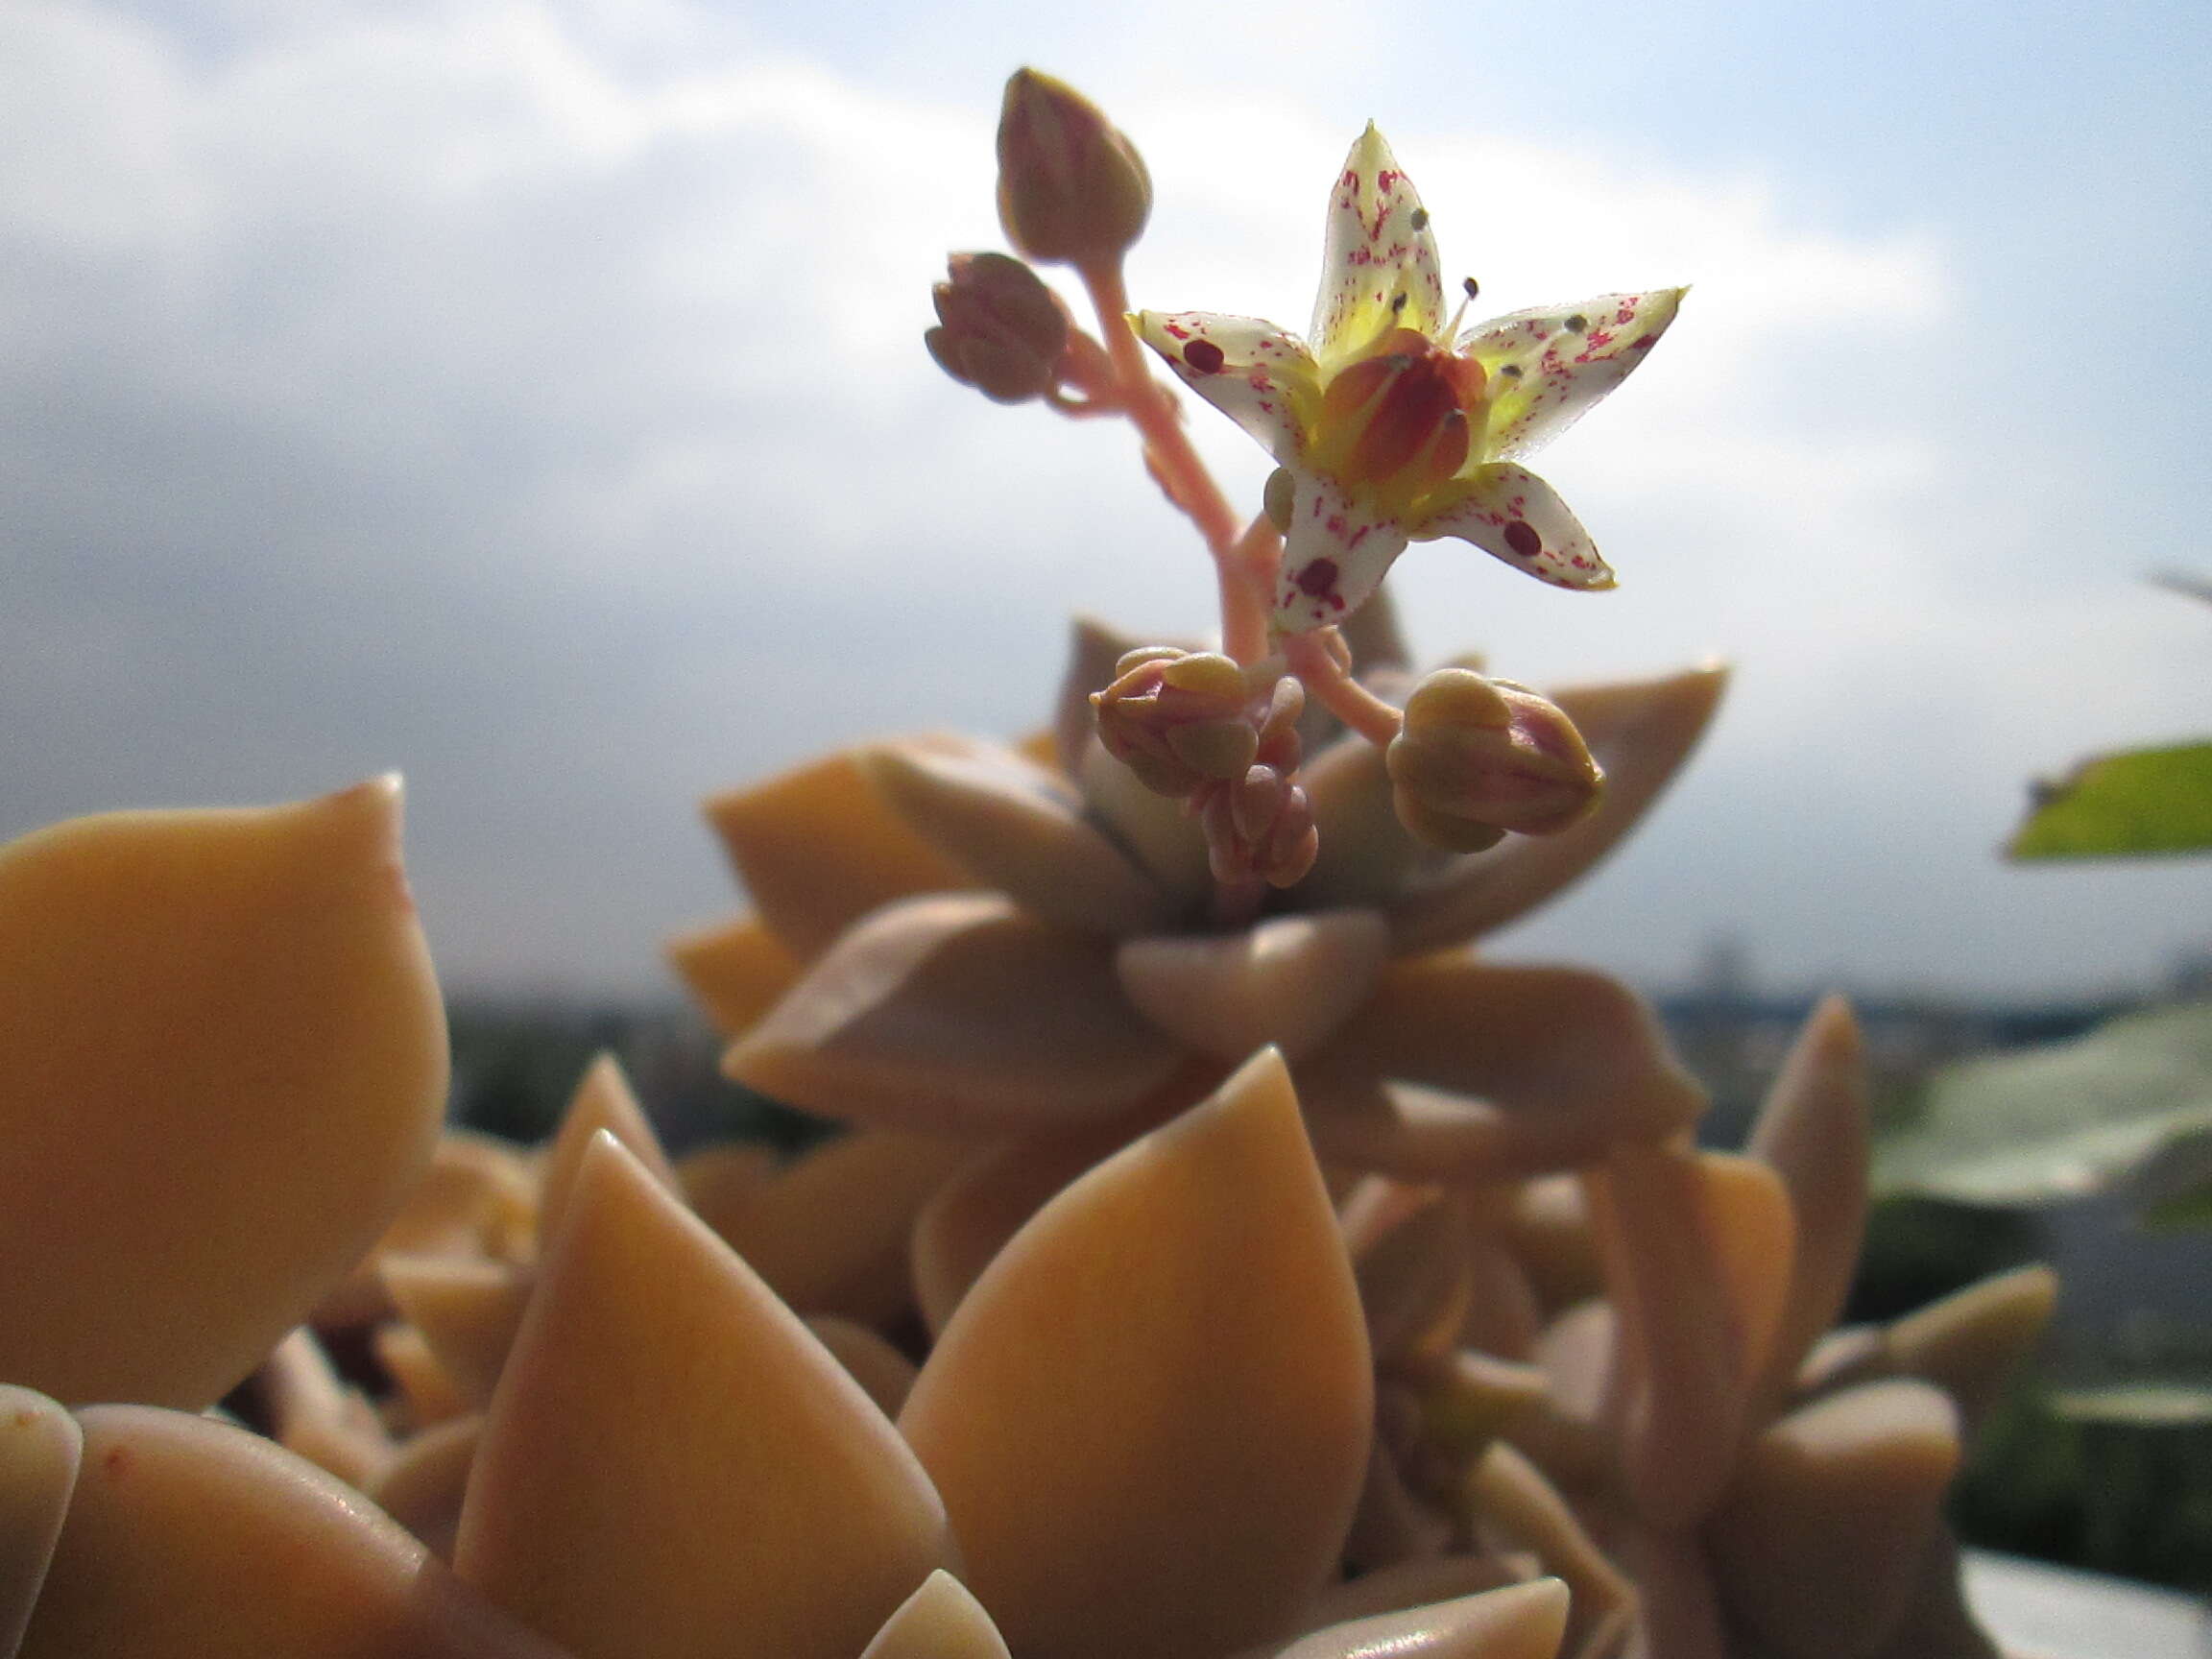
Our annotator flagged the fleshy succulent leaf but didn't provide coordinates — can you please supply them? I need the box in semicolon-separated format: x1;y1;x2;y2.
867;738;1169;937
704;748;978;962
1115;909;1391;1063
898;1050;1372;1659
726;894;1185;1134
455;1135;955;1659
24;1407;566;1659
0;779;447;1411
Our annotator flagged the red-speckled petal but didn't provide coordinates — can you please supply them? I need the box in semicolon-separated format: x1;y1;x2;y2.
1412;463;1614;591
1458;289;1684;461
1133;310;1313;465
1273;469;1410;634
1310;126;1445;366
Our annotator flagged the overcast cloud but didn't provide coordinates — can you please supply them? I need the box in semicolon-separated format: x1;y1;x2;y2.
4;0;2207;1001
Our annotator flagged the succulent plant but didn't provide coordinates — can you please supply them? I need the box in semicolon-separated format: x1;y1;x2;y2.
0;68;2057;1659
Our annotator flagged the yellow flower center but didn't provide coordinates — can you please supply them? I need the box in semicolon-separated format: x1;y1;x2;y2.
1307;327;1487;517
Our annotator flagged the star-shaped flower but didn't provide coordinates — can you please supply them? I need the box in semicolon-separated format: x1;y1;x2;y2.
1136;127;1683;633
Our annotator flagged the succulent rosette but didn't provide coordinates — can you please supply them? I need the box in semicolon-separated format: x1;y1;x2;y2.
675;605;1722;1188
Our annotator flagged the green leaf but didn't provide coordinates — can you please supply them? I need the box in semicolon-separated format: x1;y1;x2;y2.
2048;1382;2212;1428
2008;742;2212;859
2143;1183;2212;1232
1877;1001;2212;1215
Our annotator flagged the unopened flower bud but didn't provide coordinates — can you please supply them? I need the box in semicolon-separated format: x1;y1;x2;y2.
1094;648;1265;798
1386;668;1602;850
1200;764;1318;889
996;69;1151;267
926;252;1071;404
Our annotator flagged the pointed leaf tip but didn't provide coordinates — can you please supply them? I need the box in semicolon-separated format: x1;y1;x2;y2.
0;784;447;1409
457;1132;953;1659
900;1048;1370;1659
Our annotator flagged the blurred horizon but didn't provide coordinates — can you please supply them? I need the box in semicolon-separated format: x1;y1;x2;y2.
5;0;2209;1002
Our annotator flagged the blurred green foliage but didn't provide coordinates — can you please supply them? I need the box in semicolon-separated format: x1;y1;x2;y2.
2009;742;2212;860
1878;1000;2212;1224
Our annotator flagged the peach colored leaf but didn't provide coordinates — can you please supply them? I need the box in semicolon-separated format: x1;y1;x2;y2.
376;1324;469;1428
1292;1554;1529;1634
454;1135;954;1659
859;1571;1014;1659
0;778;447;1409
664;913;801;1037
870;740;1169;937
1297;958;1704;1180
1265;1579;1569;1659
1882;1263;2058;1434
537;1053;677;1246
1465;1445;1636;1659
1691;1154;1797;1392
705;746;978;961
911;1121;1148;1336
319;1131;539;1329
23;1407;569;1658
367;1415;482;1563
805;1316;921;1418
899;1051;1372;1659
1356;1191;1478;1366
1745;997;1870;1407
0;1386;80;1657
1706;1381;1962;1659
1298;736;1431;912
696;1127;977;1327
382;1259;534;1413
728;894;1184;1135
1073;738;1216;913
1117;910;1390;1063
255;1328;393;1487
1583;1141;1746;1528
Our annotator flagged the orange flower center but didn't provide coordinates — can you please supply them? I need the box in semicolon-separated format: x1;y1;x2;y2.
1309;327;1487;508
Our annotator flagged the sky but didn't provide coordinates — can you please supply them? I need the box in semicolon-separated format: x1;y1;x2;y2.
3;0;2209;1003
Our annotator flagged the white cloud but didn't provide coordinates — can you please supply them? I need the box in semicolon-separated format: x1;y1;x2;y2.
2;0;2202;999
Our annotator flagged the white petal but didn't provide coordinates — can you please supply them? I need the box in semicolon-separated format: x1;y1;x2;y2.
1458;289;1684;460
1412;463;1614;590
1274;469;1411;634
1134;310;1313;464
1310;125;1446;366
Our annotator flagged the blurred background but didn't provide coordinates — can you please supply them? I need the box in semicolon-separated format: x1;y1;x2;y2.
4;0;2208;1593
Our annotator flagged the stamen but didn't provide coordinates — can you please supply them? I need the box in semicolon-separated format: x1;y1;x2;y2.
1441;276;1479;340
